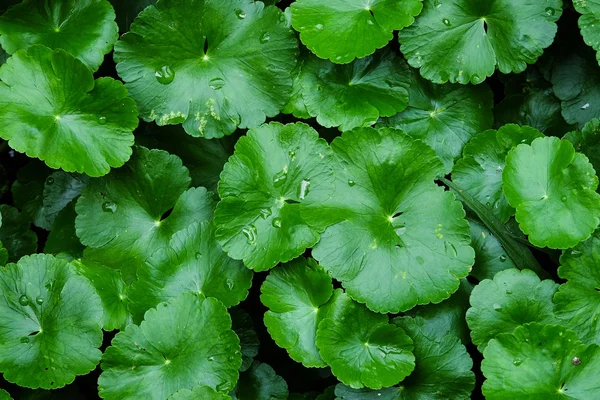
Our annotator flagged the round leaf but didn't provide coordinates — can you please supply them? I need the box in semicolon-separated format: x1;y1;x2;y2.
233;361;288;400
261;257;333;367
398;0;562;84
114;0;297;138
379;72;494;172
0;254;103;389
129;221;252;323
466;268;559;351
554;230;600;344
0;46;138;177
573;0;600;65
316;291;415;390
305;127;474;313
291;0;422;64
503;136;600;249
99;293;241;400
482;323;600;399
0;0;118;71
75;147;215;282
215;122;334;272
296;50;410;131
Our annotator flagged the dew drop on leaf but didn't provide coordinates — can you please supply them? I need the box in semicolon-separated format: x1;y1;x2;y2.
442;18;451;26
235;9;246;19
289;150;296;160
242;225;257;245
513;358;523;366
272;217;282;228
225;279;234;290
19;295;29;306
545;7;555;16
272;170;288;187
259;208;272;219
572;357;581;365
297;179;311;200
561;196;567;202
434;0;442;7
35;296;44;305
195;252;202;260
155;65;175;85
98;116;107;125
499;255;507;262
493;303;502;311
20;337;29;344
367;20;374;25
209;77;225;90
571;249;582;258
207;356;215;361
46;176;55;185
315;23;324;30
102;201;117;213
259;32;271;44
348;180;356;187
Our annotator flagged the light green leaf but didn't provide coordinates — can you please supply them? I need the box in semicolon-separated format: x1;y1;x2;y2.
482;323;600;399
0;389;11;400
129;221;252;323
99;293;241;400
468;218;516;282
554;230;600;344
379;72;494;172
305;127;474;313
230;308;259;372
564;118;600;189
0;204;38;263
0;254;103;389
291;0;422;64
503;136;600;249
232;361;288;400
0;46;138;176
261;257;333;367
114;0;297;138
75;147;215;282
466;269;559;351
573;0;600;65
215;122;334;272
316;291;415;390
398;0;562;84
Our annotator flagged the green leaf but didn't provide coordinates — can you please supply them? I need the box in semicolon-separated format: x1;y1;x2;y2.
0;46;138;177
109;0;156;32
482;323;600;399
71;259;131;331
230;308;259;372
316;291;415;390
0;204;38;263
261;257;333;367
468;218;516;282
75;147;215;282
466;269;559;351
114;0;297;138
99;293;241;400
336;315;474;399
0;0;118;71
129;221;252;323
305;127;474;313
44;203;85;258
398;0;562;84
215;122;334;272
0;389;11;400
379;72;493;172
564;118;600;189
452;125;544;223
232;361;288;400
573;0;600;65
503;136;600;249
554;230;600;344
290;0;422;64
294;50;411;131
169;386;231;400
0;254;103;389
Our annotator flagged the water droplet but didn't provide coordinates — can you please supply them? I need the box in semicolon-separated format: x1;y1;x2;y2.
272;217;282;228
297;179;311;200
45;176;55;185
348;180;356;187
513;358;523;366
195;252;202;260
19;295;29;306
289;150;296;160
434;0;442;7
444;241;458;257
416;256;425;265
499;255;507;262
259;32;271;44
235;9;247;19
226;279;234;290
572;357;581;365
493;303;502;311
209;77;225;90
442;18;451;26
367;20;374;25
505;289;512;295
272;170;288;187
259;208;272;219
561;196;567;202
35;296;44;305
45;280;54;290
315;23;324;30
545;7;555;16
242;225;257;245
216;383;229;392
471;74;483;84
395;225;407;236
581;103;590;110
208;356;215;361
571;249;582;258
155;65;175;85
102;201;117;213
98;116;107;125
20;337;29;344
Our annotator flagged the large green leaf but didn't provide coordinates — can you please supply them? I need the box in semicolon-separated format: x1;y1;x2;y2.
379;72;494;172
215;122;333;272
503;136;600;249
573;0;600;65
0;254;103;389
99;293;241;400
0;0;118;71
305;127;474;313
294;51;411;131
398;0;562;84
114;0;297;138
482;323;600;399
0;46;138;177
261;257;333;367
129;221;252;323
232;361;288;400
564;118;600;188
0;204;38;263
554;230;600;344
291;0;422;63
75;147;215;282
466;268;560;351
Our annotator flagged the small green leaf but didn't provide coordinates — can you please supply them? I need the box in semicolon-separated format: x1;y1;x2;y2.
232;361;288;400
573;0;600;65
